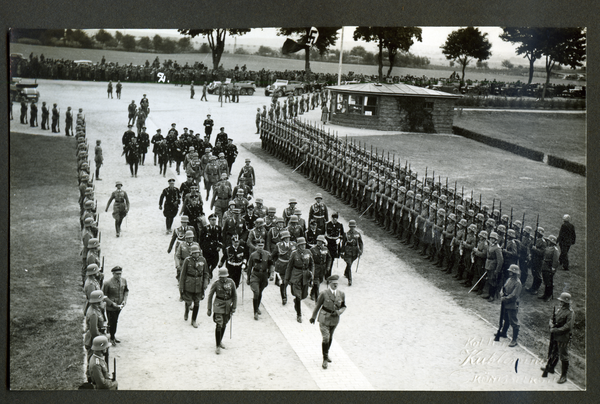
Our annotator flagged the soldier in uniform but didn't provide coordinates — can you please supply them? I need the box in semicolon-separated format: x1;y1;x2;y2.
203;155;220;201
527;227;548;295
200;214;223;280
310;274;346;369
255;107;261;134
283;198;298;226
181;185;205;238
159;178;181;233
190;80;195;99
167;216;196;269
102;266;129;345
179;244;210;328
105;181;130;237
151;129;164;166
481;232;504;302
175;230;199;281
497;264;522;347
84;290;108;365
471;231;489;294
247;217;268;255
219;235;247;288
138;126;150;165
127;100;137;126
203;114;214;141
341;220;362;286
309;193;329;234
88;336;117;389
41;101;49;130
65;106;73;136
116;80;122;99
29;101;38;127
124;137;140;177
539;235;560;302
51;103;59;132
518;226;534;286
238;158;256;193
201;82;208;101
541;292;575;383
211;173;233;227
460;224;477;286
285;237;314;323
325;213;344;278
207;268;237;354
247;239;274;320
271;230;295;305
310;235;332;301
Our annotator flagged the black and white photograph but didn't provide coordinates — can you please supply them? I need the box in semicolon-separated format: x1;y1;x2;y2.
5;5;591;396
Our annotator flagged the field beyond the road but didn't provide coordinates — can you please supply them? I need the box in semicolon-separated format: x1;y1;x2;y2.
10;133;84;389
454;110;586;165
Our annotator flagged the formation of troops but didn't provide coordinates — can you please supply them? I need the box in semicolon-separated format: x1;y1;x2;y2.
259;114;577;382
76;113;127;390
11;99;75;136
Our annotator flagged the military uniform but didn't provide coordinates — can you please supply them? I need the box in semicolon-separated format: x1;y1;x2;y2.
310;278;346;369
247;246;274;319
88;352;118;389
200;222;223;279
159;183;181;232
271;236;296;304
342;225;362;285
285;240;315;322
219;242;247;287
207;274;237;352
310;240;332;301
309;199;328;234
179;251;210;326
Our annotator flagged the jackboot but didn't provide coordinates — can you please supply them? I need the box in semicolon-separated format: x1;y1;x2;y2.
191;305;199;328
557;361;569;384
508;326;519;347
322;343;329;369
184;303;190;321
294;298;302;322
253;299;259;320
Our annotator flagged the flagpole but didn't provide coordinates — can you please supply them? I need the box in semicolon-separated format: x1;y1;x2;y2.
337;27;344;86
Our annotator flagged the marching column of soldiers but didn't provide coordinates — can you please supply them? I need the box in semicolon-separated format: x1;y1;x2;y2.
258;113;576;383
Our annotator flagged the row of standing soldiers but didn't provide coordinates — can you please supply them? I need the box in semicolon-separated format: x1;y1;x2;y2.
259;116;562;303
13;100;74;135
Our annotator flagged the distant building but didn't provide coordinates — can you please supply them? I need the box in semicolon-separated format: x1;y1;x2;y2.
325;83;461;134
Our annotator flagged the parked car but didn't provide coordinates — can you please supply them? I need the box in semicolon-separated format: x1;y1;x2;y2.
208;80;256;95
264;79;306;96
10;78;40;103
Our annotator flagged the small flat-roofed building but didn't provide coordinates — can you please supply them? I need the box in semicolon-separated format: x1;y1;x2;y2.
326;83;462;133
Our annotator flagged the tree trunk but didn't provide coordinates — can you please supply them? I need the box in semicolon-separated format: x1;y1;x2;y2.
460;60;467;89
386;50;395;78
541;56;553;101
527;55;535;85
378;41;383;82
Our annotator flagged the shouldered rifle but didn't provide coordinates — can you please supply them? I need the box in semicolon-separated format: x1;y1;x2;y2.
520;212;525;241
533;214;540;245
542;306;559;377
494;299;506;341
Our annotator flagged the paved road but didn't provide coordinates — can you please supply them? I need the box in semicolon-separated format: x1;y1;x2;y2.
10;79;582;390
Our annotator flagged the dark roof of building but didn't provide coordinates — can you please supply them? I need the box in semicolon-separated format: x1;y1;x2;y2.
325;82;462;98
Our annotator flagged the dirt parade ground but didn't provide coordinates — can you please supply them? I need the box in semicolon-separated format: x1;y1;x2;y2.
10;79;584;391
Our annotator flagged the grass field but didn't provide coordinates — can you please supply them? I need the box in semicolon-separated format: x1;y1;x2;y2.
454;111;586;165
10;133;84;389
10;43;584;86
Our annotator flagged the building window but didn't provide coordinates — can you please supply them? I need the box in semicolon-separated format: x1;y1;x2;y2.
424;102;434;110
334;93;377;116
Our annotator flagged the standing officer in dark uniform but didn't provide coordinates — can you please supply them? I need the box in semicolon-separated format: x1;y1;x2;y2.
541;292;575;384
159;178;181;234
497;264;522;347
181;185;205;238
247;239;274;320
51;103;59;132
190;80;195;99
216;127;229;147
286;237;315;323
127;100;137;126
219;235;247;288
271;230;295;305
20;101;28;124
179;245;210;328
310;274;346;369
138;126;150;165
481;232;503;302
203;114;214;142
65;106;73;136
200;214;223;279
41;101;49;130
151;129;164;166
557;214;576;271
207;268;237;354
29;102;38;127
341;220;362;286
325;213;344;279
105;181;130;237
539;235;560;302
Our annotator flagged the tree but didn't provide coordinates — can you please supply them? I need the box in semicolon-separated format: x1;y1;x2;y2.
122;34;137;51
161;38;177;53
178;37;192;52
234;47;249;55
536;28;586;100
440;27;492;86
277;27;340;73
152;35;164;52
138;36;152;50
256;45;275;57
499;28;543;84
501;59;514;69
353;27;422;81
95;29;113;47
115;31;123;46
198;43;211;53
350;46;368;59
178;29;251;71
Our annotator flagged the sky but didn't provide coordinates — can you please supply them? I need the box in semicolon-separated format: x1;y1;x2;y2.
85;27;530;68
